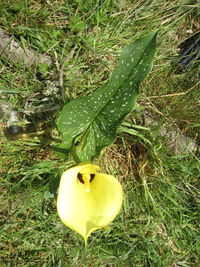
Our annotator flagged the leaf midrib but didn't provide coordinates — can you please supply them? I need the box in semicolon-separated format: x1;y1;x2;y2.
85;36;155;128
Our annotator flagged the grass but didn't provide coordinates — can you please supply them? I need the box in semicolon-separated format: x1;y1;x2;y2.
0;0;200;266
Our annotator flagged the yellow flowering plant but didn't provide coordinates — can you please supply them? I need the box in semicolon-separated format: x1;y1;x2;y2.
56;32;157;242
57;163;123;244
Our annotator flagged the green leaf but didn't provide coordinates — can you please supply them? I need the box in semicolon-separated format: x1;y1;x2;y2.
58;31;157;162
117;126;152;145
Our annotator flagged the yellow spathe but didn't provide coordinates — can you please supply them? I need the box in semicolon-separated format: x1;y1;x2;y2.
57;163;123;243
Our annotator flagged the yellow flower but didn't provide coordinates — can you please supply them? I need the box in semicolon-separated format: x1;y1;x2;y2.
57;162;123;243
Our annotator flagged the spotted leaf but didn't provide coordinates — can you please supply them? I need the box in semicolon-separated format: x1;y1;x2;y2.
58;31;157;162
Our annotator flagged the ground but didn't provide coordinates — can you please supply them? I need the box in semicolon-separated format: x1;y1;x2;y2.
0;0;199;266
